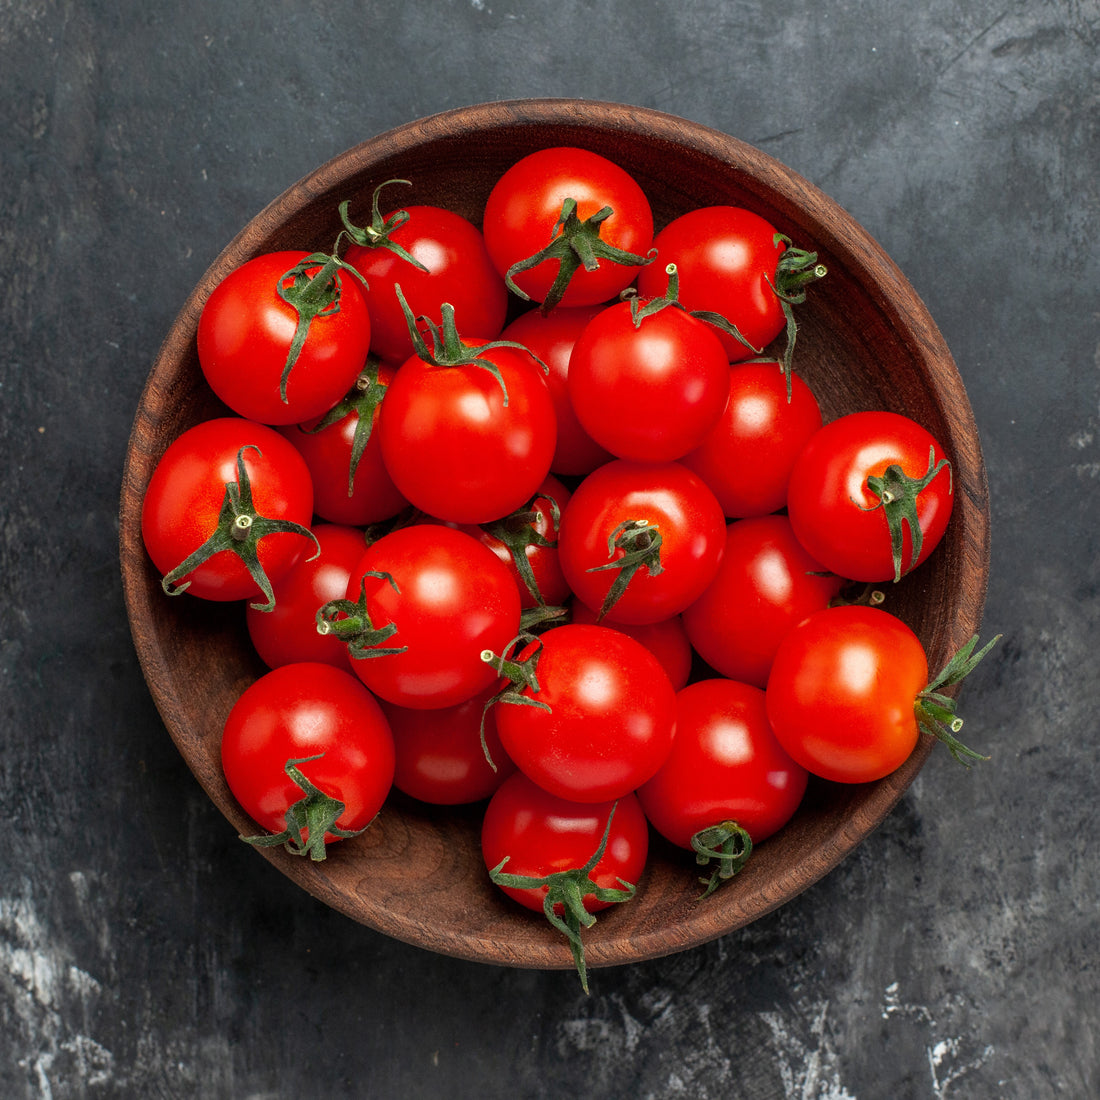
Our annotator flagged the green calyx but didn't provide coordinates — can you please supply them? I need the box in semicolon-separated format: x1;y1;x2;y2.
914;632;1001;766
396;285;546;406
505;197;657;314
481;491;563;607
337;179;431;272
585;519;664;621
766;234;828;399
239;754;370;862
862;447;952;582
160;445;318;613
315;571;408;659
300;359;389;496
274;249;369;404
489;803;637;994
691;821;754;899
478;633;553;771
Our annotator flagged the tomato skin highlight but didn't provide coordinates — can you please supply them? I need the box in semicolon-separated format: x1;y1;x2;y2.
637;679;808;850
786;411;953;583
493;624;678;803
197;251;372;426
682;515;844;690
557;460;727;626
342;525;522;710
765;604;930;784
141;417;315;603
378;343;557;525
481;773;649;916
680;362;823;518
220;662;395;840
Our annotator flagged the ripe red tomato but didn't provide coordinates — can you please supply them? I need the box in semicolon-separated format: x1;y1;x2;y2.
569;599;693;691
141;417;315;608
786;411;954;583
279;361;408;527
682;515;844;689
635;206;821;363
489;623;677;803
220;662;395;860
637;678;808;849
379;684;517;805
378;338;556;525
342;193;508;364
246;523;367;672
765;604;929;783
557;460;726;625
680;362;822;518
500;304;613;476
322;524;521;710
567;295;731;462
482;146;654;309
197;250;371;425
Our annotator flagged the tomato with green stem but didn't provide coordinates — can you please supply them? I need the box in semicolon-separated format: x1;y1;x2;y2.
765;604;999;783
221;662;395;861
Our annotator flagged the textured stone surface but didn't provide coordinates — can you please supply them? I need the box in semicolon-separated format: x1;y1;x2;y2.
2;1;1096;1096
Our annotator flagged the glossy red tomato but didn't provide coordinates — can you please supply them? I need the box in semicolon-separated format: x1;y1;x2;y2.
482;146;654;309
489;623;677;803
481;772;649;916
454;474;573;610
637;678;808;849
682;515;844;689
766;604;929;783
197;250;371;425
569;599;693;691
636;206;805;362
786;411;954;583
379;684;517;805
279;362;408;527
378;339;556;525
323;524;521;710
557;460;726;625
680;362;823;517
220;662;395;859
567;296;731;462
246;523;367;672
342;197;508;364
500;304;613;476
141;417;315;607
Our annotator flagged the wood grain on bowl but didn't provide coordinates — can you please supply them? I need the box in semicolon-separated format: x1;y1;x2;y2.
119;98;990;971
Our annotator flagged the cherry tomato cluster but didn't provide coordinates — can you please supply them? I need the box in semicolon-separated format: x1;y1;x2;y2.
141;147;996;991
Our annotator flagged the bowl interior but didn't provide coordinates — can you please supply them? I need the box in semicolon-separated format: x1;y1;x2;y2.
119;99;990;971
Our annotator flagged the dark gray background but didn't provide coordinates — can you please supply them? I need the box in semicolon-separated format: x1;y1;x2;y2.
2;1;1096;1097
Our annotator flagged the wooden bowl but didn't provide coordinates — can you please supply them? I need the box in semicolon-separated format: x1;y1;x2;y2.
119;99;990;972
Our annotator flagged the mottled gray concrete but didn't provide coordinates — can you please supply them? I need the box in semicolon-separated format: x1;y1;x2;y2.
2;1;1096;1097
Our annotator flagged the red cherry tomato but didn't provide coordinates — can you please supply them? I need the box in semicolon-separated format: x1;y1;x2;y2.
786;411;954;583
567;297;731;462
378;340;556;525
637;678;808;849
246;523;367;672
682;515;844;689
557;460;727;625
569;599;693;691
765;604;929;783
220;662;395;858
680;362;823;518
141;417;315;605
325;525;521;710
482;146;654;309
343;199;508;364
500;304;613;476
197;251;371;425
279;362;408;527
379;684;517;805
490;623;677;803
